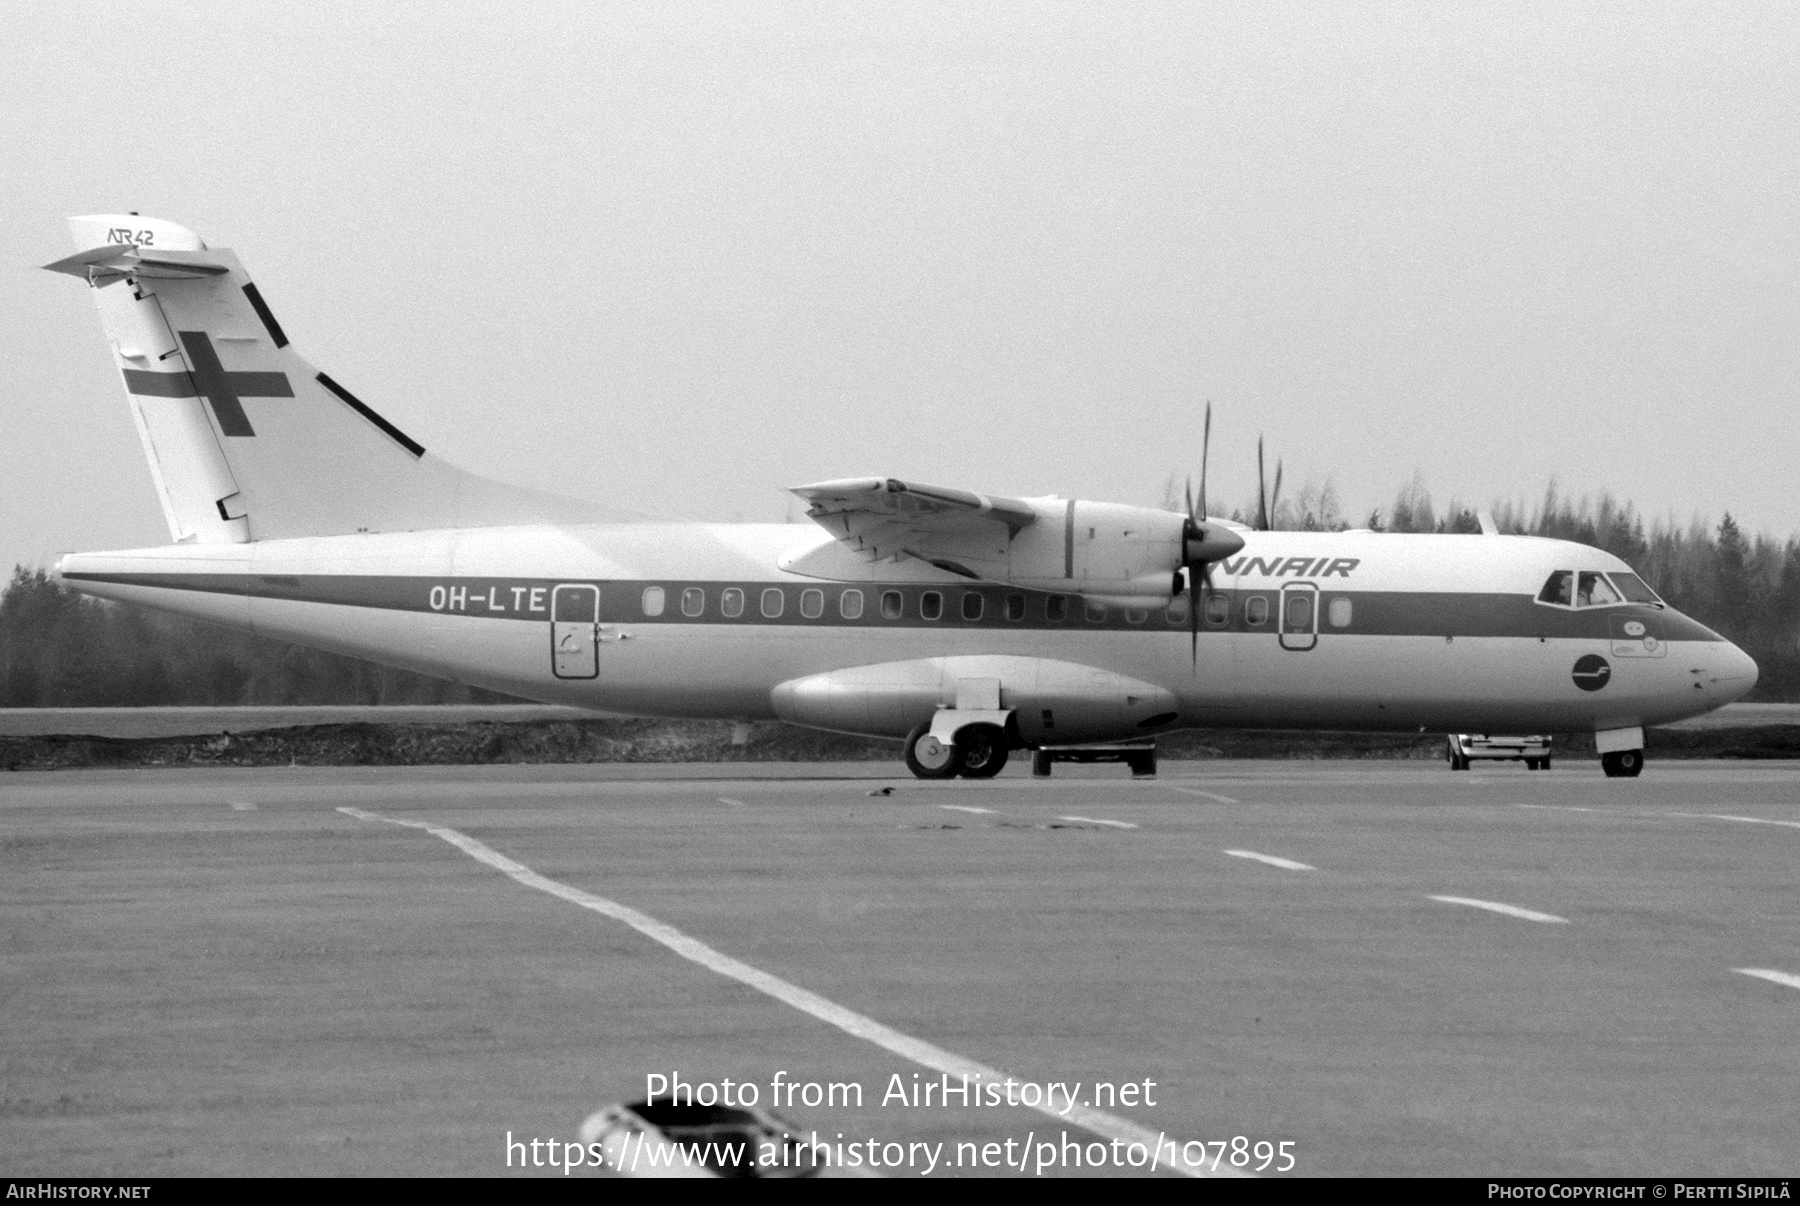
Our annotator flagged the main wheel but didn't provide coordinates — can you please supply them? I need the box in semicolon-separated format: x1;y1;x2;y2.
956;725;1009;779
1127;750;1157;777
1031;749;1053;778
1446;738;1468;771
1525;758;1540;771
903;724;962;780
1601;749;1644;778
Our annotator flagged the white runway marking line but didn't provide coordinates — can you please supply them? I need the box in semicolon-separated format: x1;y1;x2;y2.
939;804;995;815
1736;969;1800;991
717;797;747;808
228;801;256;811
1164;786;1240;804
1059;815;1139;830
1223;849;1316;872
336;805;1232;1178
1518;804;1597;813
1429;895;1569;924
1667;812;1800;831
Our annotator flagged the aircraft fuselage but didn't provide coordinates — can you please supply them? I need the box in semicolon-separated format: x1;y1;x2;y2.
60;523;1758;746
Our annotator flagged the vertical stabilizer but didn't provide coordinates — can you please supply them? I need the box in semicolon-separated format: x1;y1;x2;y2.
48;215;610;543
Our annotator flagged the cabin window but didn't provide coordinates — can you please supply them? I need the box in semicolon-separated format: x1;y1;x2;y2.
1085;600;1108;623
840;589;864;619
721;587;744;618
680;587;704;617
961;592;984;621
921;591;943;621
1327;597;1352;628
1006;593;1026;621
1165;596;1188;625
800;588;824;619
1204;592;1230;627
1576;571;1621;607
761;588;785;618
641;586;665;617
1125;608;1147;624
1245;595;1269;626
1045;596;1068;622
1609;572;1662;605
880;590;903;619
1537;570;1573;607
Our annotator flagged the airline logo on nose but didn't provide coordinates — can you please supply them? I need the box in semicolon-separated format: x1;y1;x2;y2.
1571;654;1611;692
121;331;292;436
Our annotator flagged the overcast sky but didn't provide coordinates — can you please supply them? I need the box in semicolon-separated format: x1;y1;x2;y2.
3;1;1795;573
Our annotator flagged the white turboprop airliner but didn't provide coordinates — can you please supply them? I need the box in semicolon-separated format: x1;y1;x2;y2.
42;215;1758;779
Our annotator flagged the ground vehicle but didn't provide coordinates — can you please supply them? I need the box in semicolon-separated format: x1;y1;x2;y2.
1029;741;1157;777
1447;734;1553;771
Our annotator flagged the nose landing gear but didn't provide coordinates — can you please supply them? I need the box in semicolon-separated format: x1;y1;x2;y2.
1600;749;1644;778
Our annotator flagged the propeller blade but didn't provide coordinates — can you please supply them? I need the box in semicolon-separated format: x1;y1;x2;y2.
1199;401;1212;521
1256;437;1268;531
1270;460;1284;530
1184;477;1195;523
1189;567;1199;668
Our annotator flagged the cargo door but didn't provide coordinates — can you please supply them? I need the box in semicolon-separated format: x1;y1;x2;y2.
551;584;600;679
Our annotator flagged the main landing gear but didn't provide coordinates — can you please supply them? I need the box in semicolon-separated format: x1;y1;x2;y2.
1600;749;1644;778
903;723;1009;780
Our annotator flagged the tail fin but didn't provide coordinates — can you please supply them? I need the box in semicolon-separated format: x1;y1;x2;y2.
47;214;610;544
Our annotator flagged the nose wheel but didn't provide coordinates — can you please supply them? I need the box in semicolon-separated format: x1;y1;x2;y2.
1600;749;1644;778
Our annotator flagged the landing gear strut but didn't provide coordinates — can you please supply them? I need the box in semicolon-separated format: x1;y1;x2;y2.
1600;749;1644;778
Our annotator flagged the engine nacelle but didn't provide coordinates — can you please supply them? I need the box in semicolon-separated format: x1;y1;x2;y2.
781;496;1190;602
1003;499;1187;602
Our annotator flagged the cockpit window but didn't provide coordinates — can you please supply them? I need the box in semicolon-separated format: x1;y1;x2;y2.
1577;571;1620;607
1537;571;1573;606
1608;572;1663;606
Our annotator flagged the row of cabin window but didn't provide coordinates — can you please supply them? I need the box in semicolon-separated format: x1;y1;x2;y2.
637;585;1355;629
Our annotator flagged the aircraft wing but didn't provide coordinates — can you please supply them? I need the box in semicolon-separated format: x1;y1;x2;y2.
790;477;1038;565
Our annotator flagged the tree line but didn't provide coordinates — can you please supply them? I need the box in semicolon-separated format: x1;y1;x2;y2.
5;477;1798;705
0;568;513;707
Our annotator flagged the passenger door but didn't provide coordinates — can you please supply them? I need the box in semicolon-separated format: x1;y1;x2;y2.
551;584;600;679
1279;582;1319;651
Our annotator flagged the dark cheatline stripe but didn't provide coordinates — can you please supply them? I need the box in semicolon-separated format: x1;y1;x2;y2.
57;570;1729;642
122;369;197;398
240;282;289;348
315;372;426;459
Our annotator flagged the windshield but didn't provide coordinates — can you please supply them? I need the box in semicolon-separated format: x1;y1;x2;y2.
1608;572;1663;605
1577;571;1620;606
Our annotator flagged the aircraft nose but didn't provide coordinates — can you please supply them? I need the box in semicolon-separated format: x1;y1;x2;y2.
1713;641;1760;704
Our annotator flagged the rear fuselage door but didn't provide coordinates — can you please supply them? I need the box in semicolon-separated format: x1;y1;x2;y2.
1279;582;1319;651
552;584;600;679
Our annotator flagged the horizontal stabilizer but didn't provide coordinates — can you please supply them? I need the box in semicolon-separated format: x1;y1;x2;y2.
44;244;229;282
